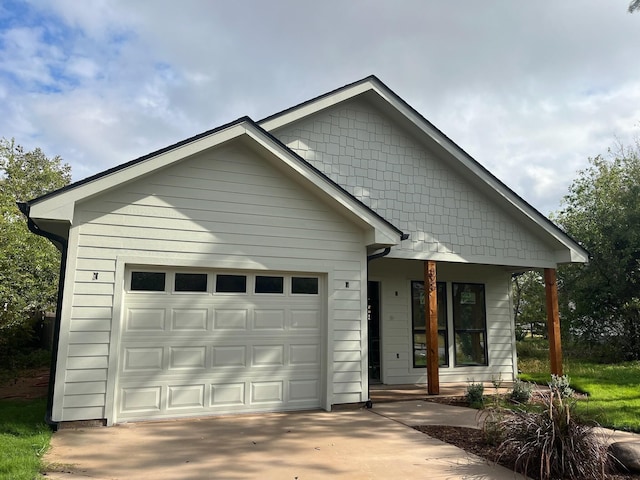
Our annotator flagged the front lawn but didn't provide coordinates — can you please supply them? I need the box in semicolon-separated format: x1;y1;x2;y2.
518;357;640;432
0;398;51;480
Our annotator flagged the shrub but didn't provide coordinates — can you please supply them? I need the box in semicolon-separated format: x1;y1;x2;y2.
549;374;574;398
465;380;484;408
497;391;610;479
509;379;533;404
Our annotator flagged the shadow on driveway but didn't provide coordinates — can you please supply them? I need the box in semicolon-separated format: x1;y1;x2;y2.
44;407;527;479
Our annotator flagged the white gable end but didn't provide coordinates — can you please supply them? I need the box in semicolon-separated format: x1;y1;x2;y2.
272;98;567;268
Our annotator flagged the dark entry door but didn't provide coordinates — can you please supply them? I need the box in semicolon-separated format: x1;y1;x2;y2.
368;281;381;383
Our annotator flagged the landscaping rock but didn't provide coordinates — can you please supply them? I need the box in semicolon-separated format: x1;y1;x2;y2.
609;442;640;473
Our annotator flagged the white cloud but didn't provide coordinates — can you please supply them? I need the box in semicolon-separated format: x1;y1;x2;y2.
1;0;639;215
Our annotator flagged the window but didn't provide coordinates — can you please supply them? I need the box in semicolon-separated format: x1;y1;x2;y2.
175;273;207;292
291;277;318;294
215;274;247;293
131;271;166;292
452;283;488;366
255;275;284;294
411;281;448;367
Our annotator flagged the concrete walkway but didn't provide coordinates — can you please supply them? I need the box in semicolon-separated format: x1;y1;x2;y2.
43;402;528;480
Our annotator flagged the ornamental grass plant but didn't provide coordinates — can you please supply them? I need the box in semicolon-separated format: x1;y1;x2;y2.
495;390;610;480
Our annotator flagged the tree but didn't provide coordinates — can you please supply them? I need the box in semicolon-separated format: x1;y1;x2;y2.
630;0;640;13
554;143;640;360
0;138;71;363
512;271;547;340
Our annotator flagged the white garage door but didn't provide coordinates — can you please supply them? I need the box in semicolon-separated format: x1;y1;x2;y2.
116;268;323;422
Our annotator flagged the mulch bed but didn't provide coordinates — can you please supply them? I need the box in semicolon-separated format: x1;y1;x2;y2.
0;367;49;401
418;396;640;480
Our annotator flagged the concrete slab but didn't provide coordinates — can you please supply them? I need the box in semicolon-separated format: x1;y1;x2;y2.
371;400;483;429
44;407;527;479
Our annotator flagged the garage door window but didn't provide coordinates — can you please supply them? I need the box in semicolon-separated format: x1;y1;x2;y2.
175;273;207;292
215;274;247;293
255;275;284;294
131;272;166;292
292;277;318;294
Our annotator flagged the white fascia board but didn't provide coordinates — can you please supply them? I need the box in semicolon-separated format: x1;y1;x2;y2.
244;127;401;247
28;123;248;223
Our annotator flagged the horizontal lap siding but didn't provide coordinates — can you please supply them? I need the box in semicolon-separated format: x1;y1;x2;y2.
57;145;367;421
370;260;516;384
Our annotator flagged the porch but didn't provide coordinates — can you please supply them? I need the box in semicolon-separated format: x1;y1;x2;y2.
369;381;515;404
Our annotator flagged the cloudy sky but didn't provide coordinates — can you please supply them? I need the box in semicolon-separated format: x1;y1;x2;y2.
1;1;639;215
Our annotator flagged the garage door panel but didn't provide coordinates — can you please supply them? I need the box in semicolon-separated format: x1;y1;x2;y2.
121;386;162;413
126;308;166;331
167;384;205;410
290;344;320;366
291;309;321;330
211;383;245;406
171;309;208;330
213;309;248;330
119;269;323;421
254;309;285;330
169;346;206;370
212;345;247;367
251;345;284;366
123;347;164;372
250;381;283;404
289;379;320;402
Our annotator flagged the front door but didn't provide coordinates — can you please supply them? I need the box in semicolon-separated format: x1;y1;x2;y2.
368;281;381;383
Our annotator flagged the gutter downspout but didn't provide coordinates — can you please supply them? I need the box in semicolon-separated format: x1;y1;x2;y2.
17;202;66;431
364;234;409;408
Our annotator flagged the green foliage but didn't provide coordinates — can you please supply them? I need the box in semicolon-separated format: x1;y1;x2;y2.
512;271;547;340
554;143;640;360
481;406;506;447
509;379;533;404
465;380;485;407
0;398;51;480
496;392;609;480
0;138;71;368
549;374;574;398
519;357;640;432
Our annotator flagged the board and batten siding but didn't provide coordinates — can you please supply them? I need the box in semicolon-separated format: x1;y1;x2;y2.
272;98;558;268
52;144;370;423
369;259;517;384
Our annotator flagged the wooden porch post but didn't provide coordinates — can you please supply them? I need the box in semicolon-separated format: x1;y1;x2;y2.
425;260;439;394
544;268;563;376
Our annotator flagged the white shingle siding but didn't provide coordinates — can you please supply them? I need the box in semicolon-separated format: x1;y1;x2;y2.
53;145;369;422
274;99;556;267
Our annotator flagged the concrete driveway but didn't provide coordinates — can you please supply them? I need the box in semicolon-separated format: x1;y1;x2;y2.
44;403;527;479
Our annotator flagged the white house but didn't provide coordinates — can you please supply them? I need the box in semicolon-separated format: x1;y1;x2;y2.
21;76;588;426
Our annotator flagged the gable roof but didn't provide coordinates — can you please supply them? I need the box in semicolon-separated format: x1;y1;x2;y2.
24;117;405;248
259;75;589;264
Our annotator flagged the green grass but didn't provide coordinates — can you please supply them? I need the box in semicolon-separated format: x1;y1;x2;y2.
518;356;640;432
0;398;51;480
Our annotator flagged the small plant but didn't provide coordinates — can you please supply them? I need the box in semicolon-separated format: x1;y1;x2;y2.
480;406;506;446
465;380;484;408
497;391;610;480
509;379;533;404
549;373;574;398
